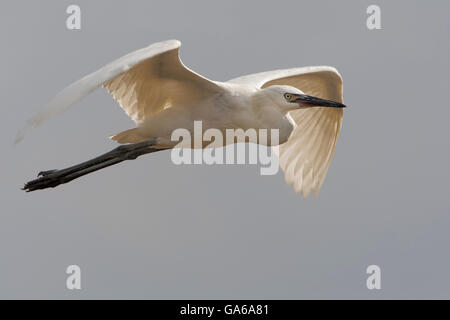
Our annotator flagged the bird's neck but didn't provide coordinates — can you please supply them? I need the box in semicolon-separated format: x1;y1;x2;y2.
249;92;294;144
251;91;286;120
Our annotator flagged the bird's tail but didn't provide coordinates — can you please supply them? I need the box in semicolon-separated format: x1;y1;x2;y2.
109;128;147;144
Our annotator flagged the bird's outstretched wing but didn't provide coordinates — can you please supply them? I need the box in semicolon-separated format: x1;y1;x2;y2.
16;40;223;142
228;67;344;196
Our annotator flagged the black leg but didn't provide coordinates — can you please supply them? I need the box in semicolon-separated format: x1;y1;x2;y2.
23;138;166;192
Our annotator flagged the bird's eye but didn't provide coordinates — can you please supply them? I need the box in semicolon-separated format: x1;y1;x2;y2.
284;93;292;101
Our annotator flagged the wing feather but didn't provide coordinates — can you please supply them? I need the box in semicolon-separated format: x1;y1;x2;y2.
103;42;224;123
16;40;222;142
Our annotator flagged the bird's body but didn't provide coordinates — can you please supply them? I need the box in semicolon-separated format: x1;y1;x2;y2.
19;40;346;196
119;83;294;146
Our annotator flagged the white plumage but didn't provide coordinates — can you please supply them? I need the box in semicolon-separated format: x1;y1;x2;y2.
19;40;345;196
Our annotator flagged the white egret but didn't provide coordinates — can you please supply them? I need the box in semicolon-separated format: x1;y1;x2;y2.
19;40;345;196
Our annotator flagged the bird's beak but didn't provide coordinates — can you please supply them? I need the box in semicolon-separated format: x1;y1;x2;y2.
293;94;346;108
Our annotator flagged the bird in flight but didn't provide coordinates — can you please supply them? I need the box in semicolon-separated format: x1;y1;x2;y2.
19;40;346;196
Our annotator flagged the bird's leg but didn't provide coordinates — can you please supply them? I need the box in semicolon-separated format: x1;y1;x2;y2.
23;138;168;192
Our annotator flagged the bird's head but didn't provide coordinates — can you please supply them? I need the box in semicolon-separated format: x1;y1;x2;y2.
262;85;346;113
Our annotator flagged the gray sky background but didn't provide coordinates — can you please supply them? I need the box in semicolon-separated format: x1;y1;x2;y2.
1;0;449;299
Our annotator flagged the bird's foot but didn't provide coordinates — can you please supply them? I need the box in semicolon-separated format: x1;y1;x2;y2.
23;169;66;192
